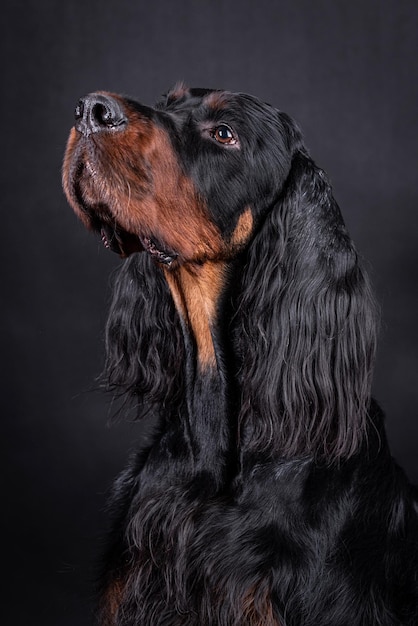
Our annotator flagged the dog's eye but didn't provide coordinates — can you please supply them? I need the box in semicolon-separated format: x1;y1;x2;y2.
212;125;237;145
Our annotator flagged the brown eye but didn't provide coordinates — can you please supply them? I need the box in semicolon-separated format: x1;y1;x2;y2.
212;124;236;145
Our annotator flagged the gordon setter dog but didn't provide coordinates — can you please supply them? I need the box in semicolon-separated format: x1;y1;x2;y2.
63;84;418;625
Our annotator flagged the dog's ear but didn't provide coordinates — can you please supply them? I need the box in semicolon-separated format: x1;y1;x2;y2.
235;151;378;461
103;253;184;413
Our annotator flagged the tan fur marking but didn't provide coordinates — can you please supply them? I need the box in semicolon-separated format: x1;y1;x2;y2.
241;583;281;625
100;578;125;625
167;81;188;101
204;90;230;110
164;262;226;369
229;208;254;249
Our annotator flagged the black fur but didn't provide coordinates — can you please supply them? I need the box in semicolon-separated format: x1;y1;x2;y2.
63;85;418;625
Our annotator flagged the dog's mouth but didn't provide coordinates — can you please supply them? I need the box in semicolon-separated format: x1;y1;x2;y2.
99;222;143;257
99;221;178;266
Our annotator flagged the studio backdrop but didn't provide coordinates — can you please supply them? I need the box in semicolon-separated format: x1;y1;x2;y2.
2;1;417;624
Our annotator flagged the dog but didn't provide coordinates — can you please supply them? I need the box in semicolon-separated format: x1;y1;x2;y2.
63;84;418;625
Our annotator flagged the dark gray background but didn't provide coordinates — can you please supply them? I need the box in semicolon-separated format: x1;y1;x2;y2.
2;0;417;623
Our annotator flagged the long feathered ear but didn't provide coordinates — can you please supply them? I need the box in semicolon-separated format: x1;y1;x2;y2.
236;150;379;462
103;252;184;414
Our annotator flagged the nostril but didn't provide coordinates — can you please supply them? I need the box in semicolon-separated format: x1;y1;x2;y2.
74;93;127;135
91;102;123;128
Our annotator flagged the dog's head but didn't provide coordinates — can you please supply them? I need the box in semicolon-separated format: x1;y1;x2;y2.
62;83;302;265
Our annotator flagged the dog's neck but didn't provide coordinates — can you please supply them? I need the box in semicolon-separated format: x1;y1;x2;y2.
163;261;234;486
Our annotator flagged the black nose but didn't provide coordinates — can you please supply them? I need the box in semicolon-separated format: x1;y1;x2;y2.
74;93;127;135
